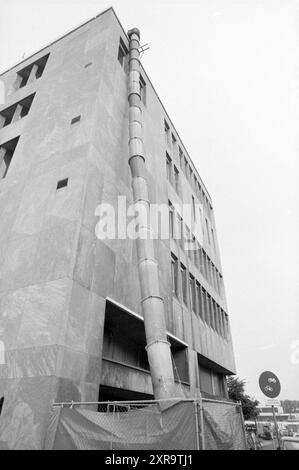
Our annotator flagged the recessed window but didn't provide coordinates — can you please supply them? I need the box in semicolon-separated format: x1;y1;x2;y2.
164;120;170;146
16;53;49;89
189;274;196;312
166;152;172;183
84;62;93;68
118;37;128;69
0;136;20;179
56;178;68;190
0;396;4;415
180;263;187;305
171;253;179;297
71;115;81;125
139;75;146;105
174;165;179;194
169;201;174;238
0;93;35;129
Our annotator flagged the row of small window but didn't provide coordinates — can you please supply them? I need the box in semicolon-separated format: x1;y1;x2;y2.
117;38;146;105
164;119;213;219
171;253;229;339
169;203;222;296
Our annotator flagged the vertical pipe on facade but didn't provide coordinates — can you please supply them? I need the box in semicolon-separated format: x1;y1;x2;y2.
127;28;176;399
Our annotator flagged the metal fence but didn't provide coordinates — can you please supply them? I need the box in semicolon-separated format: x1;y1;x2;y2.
45;397;247;450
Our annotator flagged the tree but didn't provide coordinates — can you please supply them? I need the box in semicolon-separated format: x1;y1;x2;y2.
227;376;260;420
281;400;299;414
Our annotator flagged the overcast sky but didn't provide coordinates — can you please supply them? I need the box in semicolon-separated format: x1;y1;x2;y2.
0;0;298;403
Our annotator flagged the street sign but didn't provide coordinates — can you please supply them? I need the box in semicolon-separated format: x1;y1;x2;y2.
259;371;281;398
265;399;281;407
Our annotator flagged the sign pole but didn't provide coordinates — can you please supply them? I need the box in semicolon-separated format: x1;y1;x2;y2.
272;405;280;450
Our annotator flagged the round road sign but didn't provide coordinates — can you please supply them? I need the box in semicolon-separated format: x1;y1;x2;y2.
259;371;281;398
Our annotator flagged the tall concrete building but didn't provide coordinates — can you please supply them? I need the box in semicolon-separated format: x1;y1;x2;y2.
0;8;236;449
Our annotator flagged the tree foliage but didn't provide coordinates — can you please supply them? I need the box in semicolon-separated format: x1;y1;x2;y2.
227;376;260;420
281;400;299;414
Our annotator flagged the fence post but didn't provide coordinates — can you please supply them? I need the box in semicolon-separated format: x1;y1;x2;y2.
194;400;200;450
238;402;247;450
199;395;206;450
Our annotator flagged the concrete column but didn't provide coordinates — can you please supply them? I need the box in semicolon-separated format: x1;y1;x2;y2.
11;104;23;123
27;64;39;85
0;147;7;178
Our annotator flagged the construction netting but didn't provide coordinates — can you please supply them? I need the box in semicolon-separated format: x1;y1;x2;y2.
44;398;247;450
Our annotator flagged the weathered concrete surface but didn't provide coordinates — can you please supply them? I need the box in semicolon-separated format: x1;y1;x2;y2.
0;7;236;448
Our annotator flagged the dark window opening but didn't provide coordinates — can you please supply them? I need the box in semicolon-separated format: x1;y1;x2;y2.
56;178;68;190
168;336;189;384
98;385;153;410
118;38;128;68
171;252;179;297
140;75;146;105
0;136;20;179
180;263;187;305
0;104;15;128
0;397;4;415
84;62;93;68
71;115;81;125
19;93;35;117
164;120;170;146
16;53;49;88
0;93;36;126
103;300;149;372
174;165;179;194
198;355;228;398
166;152;172;183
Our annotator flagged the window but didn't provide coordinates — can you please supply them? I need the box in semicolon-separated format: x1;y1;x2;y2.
0;93;35;128
192;195;196;222
56;178;68;190
189;274;196;312
180;263;187;305
169;202;174;238
211;228;216;253
71;115;81;125
169;337;189;384
171;253;179;297
199;364;213;395
171;133;176;151
207;294;214;329
0;136;20;179
166;152;172;183
118;38;128;68
174;165;179;194
140;75;146;105
178;215;184;249
196;282;203;319
179;147;183;169
0;397;4;415
224;312;229;339
103;300;149;371
205;218;211;244
164;120;170;146
184;157;188;176
16;53;49;89
212;300;218;333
